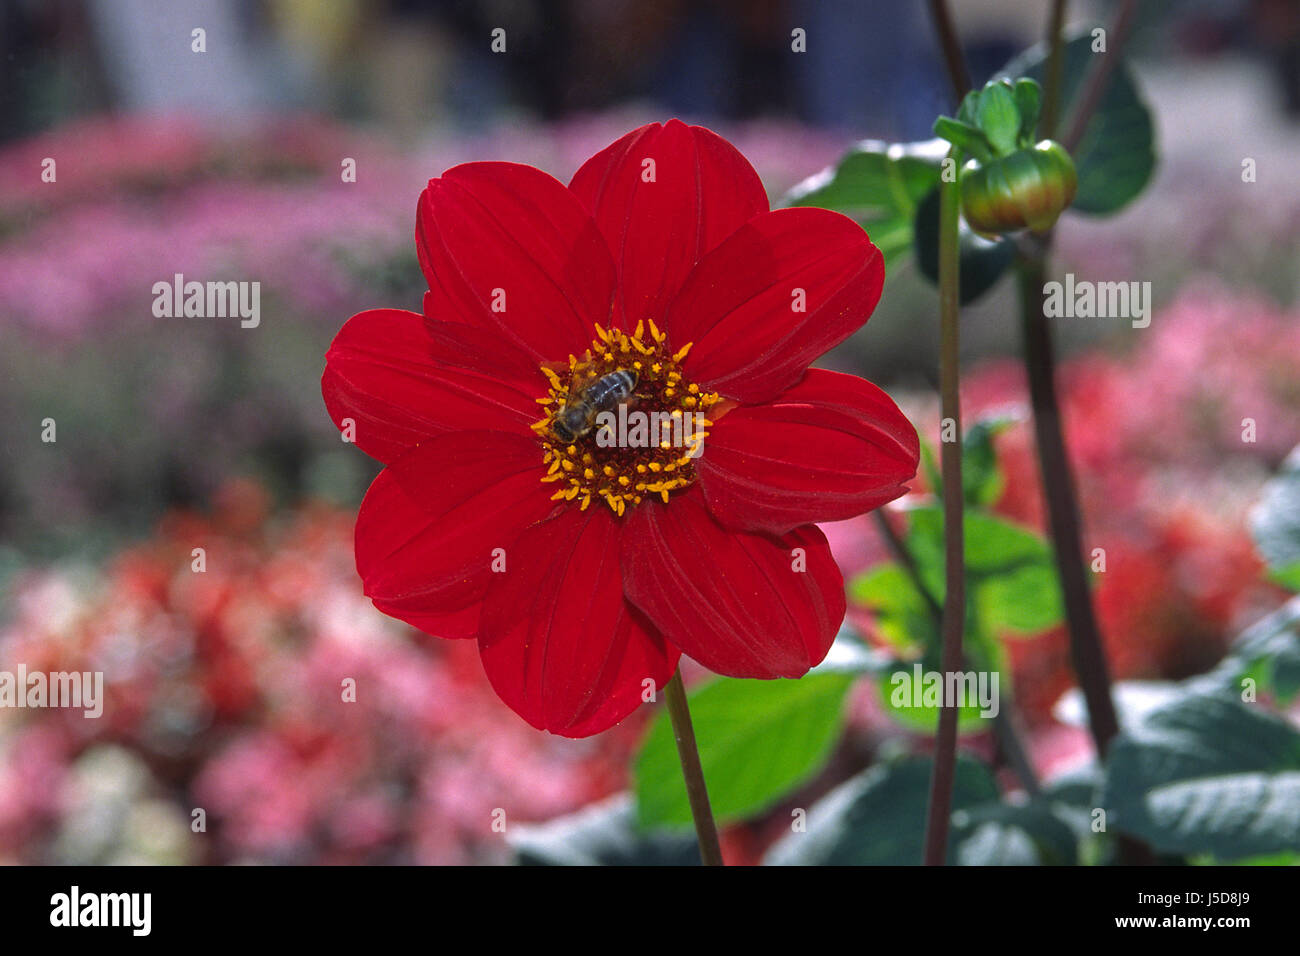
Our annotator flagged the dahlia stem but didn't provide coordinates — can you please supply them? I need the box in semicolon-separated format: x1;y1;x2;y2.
664;670;724;866
1041;0;1069;137
926;0;972;101
1012;242;1120;758
1015;241;1154;868
1062;0;1140;152
1011;1;1154;866
921;151;967;867
1019;0;1143;764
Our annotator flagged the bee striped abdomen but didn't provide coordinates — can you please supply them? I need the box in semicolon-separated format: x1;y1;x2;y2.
583;369;637;408
550;369;638;443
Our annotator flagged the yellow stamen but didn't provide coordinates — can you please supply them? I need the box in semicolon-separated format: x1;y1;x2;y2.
533;325;719;515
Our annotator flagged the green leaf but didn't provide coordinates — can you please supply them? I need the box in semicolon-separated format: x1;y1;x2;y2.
849;563;936;653
1195;850;1300;866
951;800;1079;865
1039;767;1121;865
848;508;1061;735
932;117;993;163
1249;444;1300;591
765;755;1075;865
509;794;700;866
849;562;995;733
976;81;1021;155
1102;693;1300;860
919;438;941;501
1013;78;1043;142
919;411;1020;508
956;88;978;125
633;673;855;828
914;185;1016;304
960;413;1019;507
907;506;1065;636
1041;765;1107;856
765;755;999;865
1185;595;1300;703
998;27;1156;215
1276;564;1300;593
1222;595;1300;703
1229;594;1300;662
875;667;992;735
782;138;947;268
976;562;1064;634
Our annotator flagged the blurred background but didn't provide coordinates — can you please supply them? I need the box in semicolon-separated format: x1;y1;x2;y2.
1;0;1299;864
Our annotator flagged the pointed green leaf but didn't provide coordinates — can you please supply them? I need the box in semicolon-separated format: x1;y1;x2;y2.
976;81;1021;155
906;506;1065;636
633;673;855;828
1013;78;1043;142
763;755;1081;865
782;138;947;268
765;755;999;865
1102;693;1300;860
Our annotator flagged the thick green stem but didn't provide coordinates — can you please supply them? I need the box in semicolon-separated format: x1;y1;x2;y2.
664;671;724;866
1041;0;1069;137
1015;242;1154;866
1013;241;1119;757
921;154;966;866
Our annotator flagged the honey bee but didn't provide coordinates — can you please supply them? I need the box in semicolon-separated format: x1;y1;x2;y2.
551;369;638;443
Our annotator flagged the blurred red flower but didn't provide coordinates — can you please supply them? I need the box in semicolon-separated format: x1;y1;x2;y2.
323;119;918;736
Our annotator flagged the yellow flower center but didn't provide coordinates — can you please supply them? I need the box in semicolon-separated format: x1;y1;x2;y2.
532;320;719;516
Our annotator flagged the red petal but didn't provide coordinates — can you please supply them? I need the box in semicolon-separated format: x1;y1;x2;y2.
417;162;615;361
667;208;885;403
478;506;679;736
355;431;555;638
568;119;768;328
421;292;547;385
698;369;919;534
322;308;542;464
622;489;844;678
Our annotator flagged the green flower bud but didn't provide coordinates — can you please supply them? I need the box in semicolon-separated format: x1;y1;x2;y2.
958;140;1078;235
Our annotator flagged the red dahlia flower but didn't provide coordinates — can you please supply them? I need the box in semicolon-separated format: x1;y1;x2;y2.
322;120;919;736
